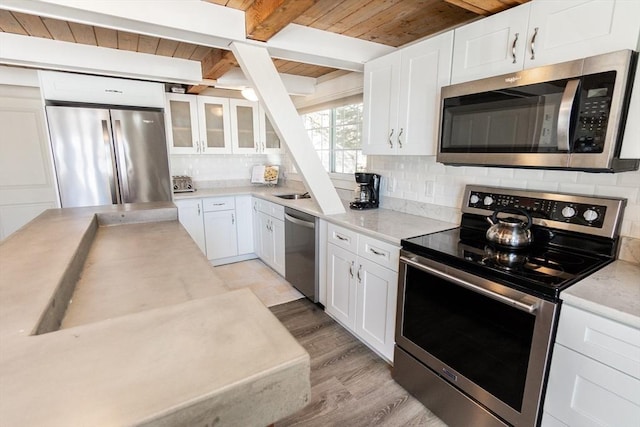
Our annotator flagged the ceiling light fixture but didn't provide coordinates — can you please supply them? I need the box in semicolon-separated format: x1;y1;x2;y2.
241;87;259;102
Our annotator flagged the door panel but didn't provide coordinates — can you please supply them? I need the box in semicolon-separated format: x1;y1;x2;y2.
111;109;171;204
46;106;116;207
326;243;356;328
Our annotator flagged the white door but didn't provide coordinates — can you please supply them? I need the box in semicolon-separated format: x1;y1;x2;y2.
197;96;231;154
397;31;453;156
271;217;286;276
258;211;274;266
451;3;530;84
363;50;401;155
204;210;238;261
230;98;259;154
165;93;199;154
174;199;206;254
252;199;263;258
326;243;357;329
0;90;58;240
525;0;640;69
234;195;254;255
355;258;398;360
260;106;281;154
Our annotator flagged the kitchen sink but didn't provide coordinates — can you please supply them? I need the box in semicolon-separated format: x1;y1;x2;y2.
275;193;311;200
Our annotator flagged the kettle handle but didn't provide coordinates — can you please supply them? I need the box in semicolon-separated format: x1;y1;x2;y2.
490;206;533;230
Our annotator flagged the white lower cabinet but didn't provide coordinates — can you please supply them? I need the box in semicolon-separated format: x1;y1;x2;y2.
253;198;285;276
543;304;640;426
325;223;399;361
204;209;238;260
175;195;254;265
174;198;206;254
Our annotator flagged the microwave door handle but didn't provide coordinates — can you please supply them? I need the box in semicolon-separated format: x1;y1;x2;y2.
557;79;580;152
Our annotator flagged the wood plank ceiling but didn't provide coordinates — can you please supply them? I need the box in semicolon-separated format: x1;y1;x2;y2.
0;0;528;93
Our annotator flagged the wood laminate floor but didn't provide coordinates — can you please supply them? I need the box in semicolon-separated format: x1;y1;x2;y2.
270;299;448;427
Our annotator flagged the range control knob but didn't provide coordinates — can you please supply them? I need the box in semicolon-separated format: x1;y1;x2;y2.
469;194;480;205
173;184;179;190
583;209;599;222
561;206;576;218
483;196;494;206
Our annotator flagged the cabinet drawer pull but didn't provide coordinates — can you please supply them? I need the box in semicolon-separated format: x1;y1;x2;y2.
369;248;385;257
212;203;226;206
388;128;394;148
530;27;538;60
197;204;201;215
512;32;519;64
357;264;362;283
336;234;349;242
397;128;403;148
231;213;235;225
349;261;354;278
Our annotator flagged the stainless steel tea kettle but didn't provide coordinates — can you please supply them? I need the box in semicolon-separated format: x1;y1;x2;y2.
486;207;533;248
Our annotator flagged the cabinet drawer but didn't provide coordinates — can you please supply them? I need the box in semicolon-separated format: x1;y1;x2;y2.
556;304;640;379
357;235;400;272
202;196;235;212
327;223;358;252
270;203;284;221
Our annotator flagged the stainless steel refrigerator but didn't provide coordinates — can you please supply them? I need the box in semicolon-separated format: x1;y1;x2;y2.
46;106;172;208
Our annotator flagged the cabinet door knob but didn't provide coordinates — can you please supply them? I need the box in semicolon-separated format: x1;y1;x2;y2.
530;27;539;60
512;32;519;64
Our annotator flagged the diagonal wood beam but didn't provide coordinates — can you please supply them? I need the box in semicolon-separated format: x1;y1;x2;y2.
245;0;317;41
188;49;238;94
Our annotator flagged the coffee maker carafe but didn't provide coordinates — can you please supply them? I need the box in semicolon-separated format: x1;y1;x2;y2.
350;172;381;210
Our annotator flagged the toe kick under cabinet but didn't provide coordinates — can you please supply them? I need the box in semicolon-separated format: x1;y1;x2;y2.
325;222;400;362
175;195;256;266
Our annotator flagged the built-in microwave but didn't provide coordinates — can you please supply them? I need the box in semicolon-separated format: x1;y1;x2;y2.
437;50;638;172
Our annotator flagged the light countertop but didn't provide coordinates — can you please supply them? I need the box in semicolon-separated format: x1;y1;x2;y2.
174;185;457;246
0;203;310;427
562;260;640;329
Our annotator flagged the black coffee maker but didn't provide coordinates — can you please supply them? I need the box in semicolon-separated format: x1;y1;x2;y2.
350;172;381;210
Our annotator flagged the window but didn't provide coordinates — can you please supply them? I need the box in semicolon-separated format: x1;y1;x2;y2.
301;102;366;174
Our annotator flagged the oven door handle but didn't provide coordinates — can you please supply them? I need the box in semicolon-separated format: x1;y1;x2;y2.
400;256;539;314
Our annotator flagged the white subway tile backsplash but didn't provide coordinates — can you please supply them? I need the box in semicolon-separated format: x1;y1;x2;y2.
366;155;639;239
558;183;595;195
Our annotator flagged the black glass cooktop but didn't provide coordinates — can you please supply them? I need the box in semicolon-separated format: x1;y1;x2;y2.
402;225;613;300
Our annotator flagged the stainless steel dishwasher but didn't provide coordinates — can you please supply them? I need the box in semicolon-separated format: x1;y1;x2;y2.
284;207;319;303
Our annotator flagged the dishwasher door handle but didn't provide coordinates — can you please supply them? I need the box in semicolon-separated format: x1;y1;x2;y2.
284;213;315;229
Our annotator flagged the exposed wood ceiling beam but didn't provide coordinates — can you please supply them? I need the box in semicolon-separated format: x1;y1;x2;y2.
445;0;527;16
188;49;239;94
245;0;317;41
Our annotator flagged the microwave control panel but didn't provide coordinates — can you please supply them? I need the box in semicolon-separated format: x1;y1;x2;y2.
466;190;607;228
572;72;616;153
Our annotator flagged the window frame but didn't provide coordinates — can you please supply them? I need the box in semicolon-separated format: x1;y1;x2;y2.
300;100;365;176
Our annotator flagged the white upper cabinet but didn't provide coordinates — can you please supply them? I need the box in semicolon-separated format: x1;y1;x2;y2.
451;3;531;84
230;99;281;154
452;0;640;84
197;96;232;154
166;93;231;155
524;0;640;69
363;31;453;156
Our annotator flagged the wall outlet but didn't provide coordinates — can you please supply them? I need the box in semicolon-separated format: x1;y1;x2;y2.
424;180;435;197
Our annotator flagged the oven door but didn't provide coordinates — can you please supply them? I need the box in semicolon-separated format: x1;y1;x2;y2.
395;250;558;427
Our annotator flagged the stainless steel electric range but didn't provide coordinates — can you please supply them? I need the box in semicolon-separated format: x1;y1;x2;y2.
393;185;626;427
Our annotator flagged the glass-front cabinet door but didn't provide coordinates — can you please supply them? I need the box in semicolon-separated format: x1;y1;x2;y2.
197;96;231;154
230;98;259;154
261;107;281;154
166;93;199;154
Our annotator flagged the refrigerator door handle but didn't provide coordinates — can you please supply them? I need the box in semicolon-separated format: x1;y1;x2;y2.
101;119;120;204
112;119;130;202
